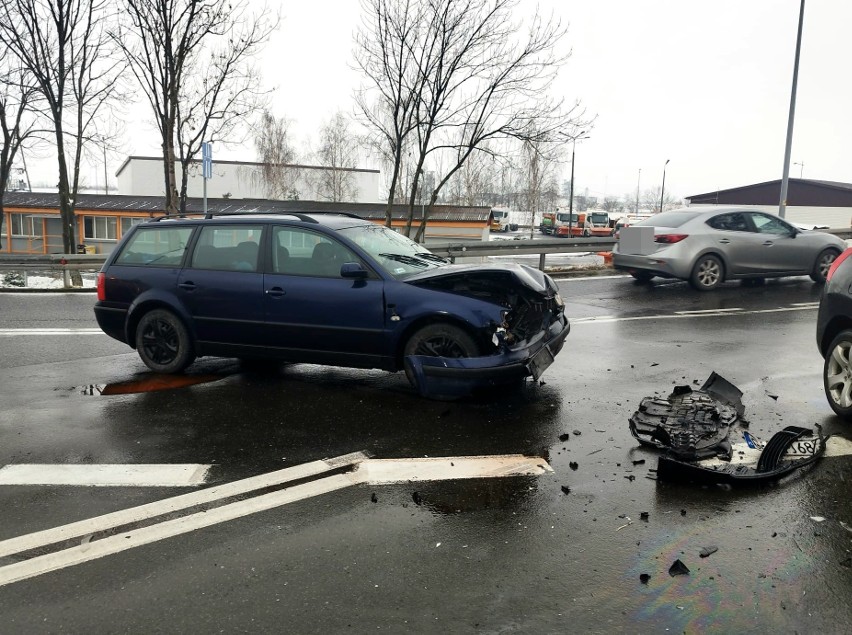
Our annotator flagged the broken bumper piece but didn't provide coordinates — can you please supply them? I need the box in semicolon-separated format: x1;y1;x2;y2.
404;316;570;399
657;426;826;485
629;372;744;460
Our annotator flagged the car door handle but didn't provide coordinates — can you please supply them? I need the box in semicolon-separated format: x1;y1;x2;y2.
178;281;196;290
718;238;730;244
762;241;774;247
265;287;286;297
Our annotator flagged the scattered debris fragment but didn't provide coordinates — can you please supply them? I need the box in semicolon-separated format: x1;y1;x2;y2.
569;462;579;471
412;492;423;506
768;394;779;401
640;573;651;584
632;459;646;466
629;373;826;486
699;546;718;558
561;485;571;495
625;475;635;482
668;559;690;577
371;493;378;503
651;363;659;367
640;511;649;521
616;518;632;531
558;433;571;441
573;430;582;436
810;516;826;523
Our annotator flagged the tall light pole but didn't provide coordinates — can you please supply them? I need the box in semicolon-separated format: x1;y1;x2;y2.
568;131;589;237
635;168;641;215
793;161;804;178
659;159;670;214
779;0;805;219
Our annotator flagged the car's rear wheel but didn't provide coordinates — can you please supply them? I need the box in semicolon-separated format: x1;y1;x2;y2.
135;309;195;374
811;248;839;283
630;271;655;282
824;330;852;420
402;323;479;385
689;254;723;291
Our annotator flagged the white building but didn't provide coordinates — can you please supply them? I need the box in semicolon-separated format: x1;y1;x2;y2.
116;156;382;203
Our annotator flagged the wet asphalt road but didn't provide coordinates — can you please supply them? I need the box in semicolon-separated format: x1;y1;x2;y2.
1;275;852;633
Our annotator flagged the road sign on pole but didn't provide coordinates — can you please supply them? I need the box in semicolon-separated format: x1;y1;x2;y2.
202;142;212;180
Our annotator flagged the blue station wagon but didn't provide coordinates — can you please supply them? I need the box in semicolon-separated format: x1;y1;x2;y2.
94;212;570;399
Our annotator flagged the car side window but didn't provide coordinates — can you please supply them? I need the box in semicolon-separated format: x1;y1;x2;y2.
113;226;194;266
707;213;749;232
272;226;360;278
750;213;794;236
190;225;263;271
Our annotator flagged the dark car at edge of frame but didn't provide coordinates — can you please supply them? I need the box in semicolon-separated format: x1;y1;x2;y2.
817;246;852;419
94;211;570;399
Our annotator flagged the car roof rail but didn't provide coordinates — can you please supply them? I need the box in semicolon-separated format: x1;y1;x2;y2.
149;212;203;222
202;210;365;222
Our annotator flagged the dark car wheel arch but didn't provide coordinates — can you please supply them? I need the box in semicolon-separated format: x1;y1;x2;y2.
396;316;490;367
127;299;196;352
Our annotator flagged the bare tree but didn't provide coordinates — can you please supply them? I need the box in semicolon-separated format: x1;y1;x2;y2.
114;0;276;214
0;57;40;248
357;0;587;241
641;187;680;213
602;197;622;214
354;0;428;226
520;136;562;236
252;110;299;199
0;0;125;254
314;111;359;202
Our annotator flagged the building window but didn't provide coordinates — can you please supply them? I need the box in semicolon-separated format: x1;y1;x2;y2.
83;216;117;240
10;214;43;237
120;217;144;236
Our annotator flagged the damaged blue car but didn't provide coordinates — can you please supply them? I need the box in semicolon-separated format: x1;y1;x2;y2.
95;211;570;399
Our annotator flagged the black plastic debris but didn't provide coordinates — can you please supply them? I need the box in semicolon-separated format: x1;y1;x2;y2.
412;491;423;506
629;372;744;461
371;493;378;503
657;425;826;485
559;433;571;442
569;462;579;471
640;573;651;584
699;546;718;558
668;559;690;576
640;511;649;521
632;459;646;466
561;485;571;494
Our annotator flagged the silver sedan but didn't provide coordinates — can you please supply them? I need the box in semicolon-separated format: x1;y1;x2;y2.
612;207;848;291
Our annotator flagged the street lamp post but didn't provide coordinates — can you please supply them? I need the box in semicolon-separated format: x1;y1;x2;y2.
635;168;641;215
659;159;670;214
779;0;806;219
568;131;589;237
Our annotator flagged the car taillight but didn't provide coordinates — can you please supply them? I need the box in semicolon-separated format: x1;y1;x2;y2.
827;247;852;283
655;234;688;244
97;272;106;301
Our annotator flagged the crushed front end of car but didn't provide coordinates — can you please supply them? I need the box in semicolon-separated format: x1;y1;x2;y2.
403;264;570;399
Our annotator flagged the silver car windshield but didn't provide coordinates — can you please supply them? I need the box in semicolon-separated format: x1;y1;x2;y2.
635;212;695;227
338;224;447;278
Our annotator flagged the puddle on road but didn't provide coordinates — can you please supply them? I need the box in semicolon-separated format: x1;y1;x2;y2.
64;374;225;396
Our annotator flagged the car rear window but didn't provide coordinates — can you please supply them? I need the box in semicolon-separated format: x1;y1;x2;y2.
113;226;194;266
634;212;695;228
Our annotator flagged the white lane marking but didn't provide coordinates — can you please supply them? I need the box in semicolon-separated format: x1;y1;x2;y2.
791;302;820;307
0;328;102;335
0;454;549;587
0;451;369;560
0;464;211;487
675;308;743;314
571;305;816;325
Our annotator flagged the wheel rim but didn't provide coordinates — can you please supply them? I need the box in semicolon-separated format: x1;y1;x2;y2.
696;259;720;287
410;335;469;358
827;340;852;408
141;318;180;365
819;253;836;279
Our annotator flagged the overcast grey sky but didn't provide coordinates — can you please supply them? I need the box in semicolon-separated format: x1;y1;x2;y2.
68;1;852;204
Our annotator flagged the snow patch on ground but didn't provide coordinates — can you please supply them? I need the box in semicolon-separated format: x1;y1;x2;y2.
1;272;97;289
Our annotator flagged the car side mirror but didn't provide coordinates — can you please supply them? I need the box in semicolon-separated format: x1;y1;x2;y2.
340;262;369;278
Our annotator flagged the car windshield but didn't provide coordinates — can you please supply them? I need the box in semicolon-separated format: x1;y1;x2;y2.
338;223;447;278
557;213;578;223
589;213;608;224
634;211;695;228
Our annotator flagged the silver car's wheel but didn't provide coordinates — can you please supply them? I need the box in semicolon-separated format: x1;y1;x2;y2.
689;255;723;291
811;248;839;283
824;330;852;420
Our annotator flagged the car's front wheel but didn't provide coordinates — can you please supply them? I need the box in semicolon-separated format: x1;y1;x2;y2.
689;254;724;291
135;309;195;374
824;330;852;420
402;323;479;384
811;248;839;283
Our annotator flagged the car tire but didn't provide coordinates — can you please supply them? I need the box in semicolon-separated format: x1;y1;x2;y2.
402;323;480;385
824;330;852;420
135;309;195;374
689;254;724;291
810;248;839;283
630;271;655;282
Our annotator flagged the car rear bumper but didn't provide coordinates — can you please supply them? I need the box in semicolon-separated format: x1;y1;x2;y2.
403;315;570;399
94;304;129;344
611;252;688;279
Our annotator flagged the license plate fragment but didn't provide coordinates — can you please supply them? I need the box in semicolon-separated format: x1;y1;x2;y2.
526;345;554;380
